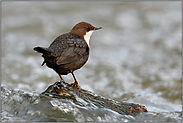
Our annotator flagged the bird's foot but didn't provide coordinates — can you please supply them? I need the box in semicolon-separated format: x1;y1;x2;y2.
70;82;80;89
59;74;66;83
60;78;66;83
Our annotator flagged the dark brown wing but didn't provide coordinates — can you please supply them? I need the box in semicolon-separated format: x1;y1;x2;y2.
56;38;89;65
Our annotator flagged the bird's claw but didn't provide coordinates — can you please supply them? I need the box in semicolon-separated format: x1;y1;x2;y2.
70;82;80;89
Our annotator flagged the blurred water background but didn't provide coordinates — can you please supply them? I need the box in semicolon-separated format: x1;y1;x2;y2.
1;1;182;122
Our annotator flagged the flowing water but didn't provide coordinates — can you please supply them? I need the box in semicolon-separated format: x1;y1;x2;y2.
1;1;182;122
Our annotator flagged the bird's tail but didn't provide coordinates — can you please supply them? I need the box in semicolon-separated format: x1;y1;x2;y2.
33;47;54;66
33;47;52;54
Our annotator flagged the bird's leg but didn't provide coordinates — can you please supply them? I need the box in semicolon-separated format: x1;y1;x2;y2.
71;72;78;85
70;70;80;89
59;74;65;83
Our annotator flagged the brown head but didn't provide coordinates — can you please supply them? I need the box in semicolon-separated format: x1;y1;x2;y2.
70;21;102;45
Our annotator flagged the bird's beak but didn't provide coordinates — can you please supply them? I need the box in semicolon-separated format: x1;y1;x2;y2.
94;26;102;30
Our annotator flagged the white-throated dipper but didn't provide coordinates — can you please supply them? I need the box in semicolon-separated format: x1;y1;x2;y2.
33;21;102;88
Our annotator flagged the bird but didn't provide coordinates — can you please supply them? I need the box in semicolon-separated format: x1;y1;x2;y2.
33;21;102;88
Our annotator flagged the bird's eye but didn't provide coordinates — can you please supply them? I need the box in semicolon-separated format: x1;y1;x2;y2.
86;26;90;31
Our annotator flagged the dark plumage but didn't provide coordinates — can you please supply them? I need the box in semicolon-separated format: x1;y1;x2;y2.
33;21;102;87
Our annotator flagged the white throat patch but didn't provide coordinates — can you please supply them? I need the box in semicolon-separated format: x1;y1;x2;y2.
84;30;94;46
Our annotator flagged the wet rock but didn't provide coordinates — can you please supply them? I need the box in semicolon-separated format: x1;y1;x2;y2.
1;81;148;122
42;81;148;116
2;84;182;122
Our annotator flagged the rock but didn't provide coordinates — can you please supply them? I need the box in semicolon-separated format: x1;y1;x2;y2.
42;81;147;116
